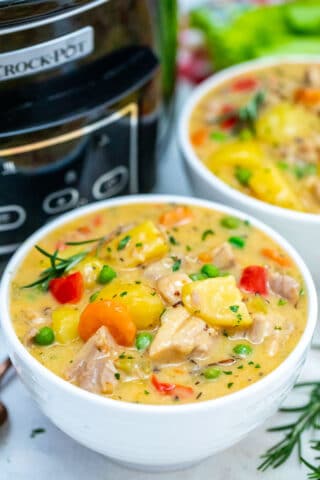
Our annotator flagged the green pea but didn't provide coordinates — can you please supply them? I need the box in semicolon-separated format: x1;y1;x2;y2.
228;236;246;249
235;166;252;186
210;131;227;142
98;265;116;284
135;332;153;351
220;216;241;229
201;264;221;278
203;367;221;380
233;344;253;357
189;273;208;281
34;327;55;346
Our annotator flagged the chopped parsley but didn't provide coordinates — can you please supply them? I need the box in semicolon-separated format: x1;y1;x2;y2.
114;373;121;380
120;291;128;297
201;229;215;241
169;235;178;246
229;305;239;313
30;428;46;438
117;235;131;251
227;382;234;389
278;298;287;306
172;259;182;272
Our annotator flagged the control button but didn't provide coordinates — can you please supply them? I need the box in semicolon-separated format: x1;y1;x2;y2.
92;166;128;200
42;188;79;214
0;205;26;231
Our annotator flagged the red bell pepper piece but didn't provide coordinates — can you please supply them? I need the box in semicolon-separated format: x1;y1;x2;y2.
239;265;268;296
232;77;258;92
49;272;84;304
221;116;238;130
151;375;194;399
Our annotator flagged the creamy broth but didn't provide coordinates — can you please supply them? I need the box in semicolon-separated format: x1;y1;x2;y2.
190;63;320;213
11;203;307;405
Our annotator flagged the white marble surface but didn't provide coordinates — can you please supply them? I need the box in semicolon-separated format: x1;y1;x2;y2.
1;86;319;480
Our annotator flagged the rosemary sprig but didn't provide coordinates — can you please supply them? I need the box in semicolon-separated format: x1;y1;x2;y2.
22;245;88;290
65;237;104;246
259;382;320;476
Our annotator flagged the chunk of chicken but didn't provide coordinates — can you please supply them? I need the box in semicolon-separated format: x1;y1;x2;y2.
229;313;275;344
157;272;191;305
213;242;236;269
143;257;174;285
268;271;300;305
21;309;50;347
66;326;119;394
149;306;216;363
305;66;320;87
229;313;294;356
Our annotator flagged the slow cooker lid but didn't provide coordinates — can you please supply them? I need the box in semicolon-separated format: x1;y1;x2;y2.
0;46;159;135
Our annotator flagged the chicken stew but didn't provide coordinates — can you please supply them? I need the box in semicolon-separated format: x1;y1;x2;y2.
11;203;307;404
190;63;320;213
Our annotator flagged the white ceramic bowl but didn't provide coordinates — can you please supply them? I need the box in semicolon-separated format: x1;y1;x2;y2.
0;194;317;471
179;55;320;291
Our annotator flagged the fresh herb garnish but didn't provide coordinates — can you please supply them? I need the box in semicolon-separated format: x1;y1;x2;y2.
238;90;265;132
117;235;131;251
65;236;104;246
229;305;239;313
169;235;179;246
172;258;182;272
114;373;121;380
202;229;215;241
30;428;46;438
22;246;88;290
259;382;320;475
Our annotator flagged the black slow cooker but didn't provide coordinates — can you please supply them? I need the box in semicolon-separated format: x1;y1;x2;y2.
0;0;178;256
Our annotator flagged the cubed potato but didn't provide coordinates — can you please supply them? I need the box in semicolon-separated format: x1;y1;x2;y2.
207;141;262;172
182;276;252;328
249;166;302;210
256;102;318;143
98;281;164;329
107;221;168;267
52;307;80;344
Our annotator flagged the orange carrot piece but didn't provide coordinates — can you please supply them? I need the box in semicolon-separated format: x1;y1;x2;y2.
261;248;292;268
78;300;136;346
190;128;207;147
198;251;213;263
159;206;194;228
295;87;320;106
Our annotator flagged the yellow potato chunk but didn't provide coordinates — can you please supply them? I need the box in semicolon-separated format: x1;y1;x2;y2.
76;256;104;288
249;166;302;210
98;281;164;329
108;221;168;267
52;307;80;344
182;276;252;328
256;102;318;144
207;141;262;172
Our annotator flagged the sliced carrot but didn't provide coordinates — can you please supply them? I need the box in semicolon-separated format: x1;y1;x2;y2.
92;214;103;227
198;251;213;263
295;87;320;106
261;248;292;268
190;128;207;147
78;300;136;346
159;206;194;228
78;226;91;234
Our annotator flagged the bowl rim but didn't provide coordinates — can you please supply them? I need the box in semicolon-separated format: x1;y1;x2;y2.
0;194;317;415
179;54;320;223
